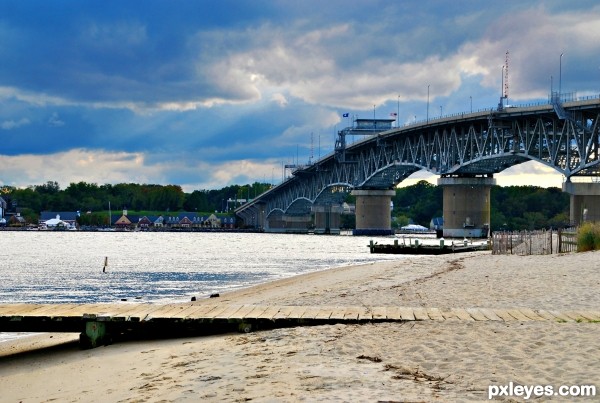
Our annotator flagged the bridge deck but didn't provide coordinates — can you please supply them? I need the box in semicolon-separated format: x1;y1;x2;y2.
2;303;598;348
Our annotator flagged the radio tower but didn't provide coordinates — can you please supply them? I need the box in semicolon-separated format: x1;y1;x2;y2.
504;50;509;101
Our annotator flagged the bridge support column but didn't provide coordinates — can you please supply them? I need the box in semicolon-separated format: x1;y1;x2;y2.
563;181;600;225
438;176;495;238
351;189;395;236
265;211;312;233
312;204;341;234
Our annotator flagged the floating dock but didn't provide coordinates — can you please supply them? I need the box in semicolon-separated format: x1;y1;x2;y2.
1;303;598;349
369;239;489;254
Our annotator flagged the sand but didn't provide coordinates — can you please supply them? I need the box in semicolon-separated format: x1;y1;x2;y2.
0;250;599;402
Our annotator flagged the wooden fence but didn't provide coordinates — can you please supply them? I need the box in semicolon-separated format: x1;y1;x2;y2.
491;228;578;255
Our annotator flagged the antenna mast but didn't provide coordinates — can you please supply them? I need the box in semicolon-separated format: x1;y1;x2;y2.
504;50;509;100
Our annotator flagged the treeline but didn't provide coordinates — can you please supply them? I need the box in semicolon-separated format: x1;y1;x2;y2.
2;180;570;231
391;181;570;230
2;181;271;224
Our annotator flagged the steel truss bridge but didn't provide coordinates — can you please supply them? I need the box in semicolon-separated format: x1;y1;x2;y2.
236;96;600;226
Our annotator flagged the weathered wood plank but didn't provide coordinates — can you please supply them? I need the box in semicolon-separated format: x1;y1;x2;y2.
450;308;475;321
561;311;589;321
183;305;221;319
371;306;387;320
412;307;430;321
235;305;261;319
465;308;488;321
243;305;271;319
576;310;600;321
384;306;402;320
300;306;323;320
397;307;415;321
255;306;282;320
313;307;333;320
271;306;296;320
505;309;532;321
285;305;308;320
426;307;445;321
493;309;516;321
210;305;243;319
548;310;574;322
477;308;504;321
439;309;460;320
516;308;547;321
533;309;560;321
329;306;348;320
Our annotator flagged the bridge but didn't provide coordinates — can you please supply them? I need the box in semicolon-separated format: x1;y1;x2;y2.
236;93;600;236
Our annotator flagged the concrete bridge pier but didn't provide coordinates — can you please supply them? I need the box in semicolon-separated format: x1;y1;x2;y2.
312;204;342;234
265;211;312;233
563;181;600;225
438;176;495;238
351;189;395;235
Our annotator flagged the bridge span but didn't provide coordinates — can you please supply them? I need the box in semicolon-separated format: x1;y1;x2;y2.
236;95;600;236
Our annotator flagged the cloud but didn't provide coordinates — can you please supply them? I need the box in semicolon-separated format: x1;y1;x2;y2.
1;118;30;130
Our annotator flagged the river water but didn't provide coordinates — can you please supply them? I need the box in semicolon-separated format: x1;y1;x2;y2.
0;231;404;305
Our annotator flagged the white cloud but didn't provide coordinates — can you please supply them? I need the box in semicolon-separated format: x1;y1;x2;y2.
1;118;30;130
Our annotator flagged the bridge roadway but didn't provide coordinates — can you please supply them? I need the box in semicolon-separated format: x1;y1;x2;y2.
236;96;600;234
1;303;599;349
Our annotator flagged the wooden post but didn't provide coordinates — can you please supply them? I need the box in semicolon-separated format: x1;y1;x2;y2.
80;321;109;349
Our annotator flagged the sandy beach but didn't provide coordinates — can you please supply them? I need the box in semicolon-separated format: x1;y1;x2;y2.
1;250;599;402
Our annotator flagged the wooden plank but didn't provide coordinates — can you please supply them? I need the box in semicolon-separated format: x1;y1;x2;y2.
516;308;546;321
0;304;26;315
243;305;270;319
493;309;517;321
357;307;374;321
412;307;430;321
506;309;532;321
272;306;295;320
397;307;415;321
255;306;282;320
210;305;244;319
477;308;504;321
229;304;257;319
2;303;48;316
439;309;460;320
118;304;165;321
371;306;387;320
548;310;574;322
183;305;221;319
20;304;80;317
576;310;600;321
343;306;367;321
313;307;333;320
465;308;488;321
450;308;475;321
533;309;562;321
329;306;348;320
561;311;589;321
426;308;445;321
300;306;323;320
384;306;402;320
146;304;193;319
282;305;306;320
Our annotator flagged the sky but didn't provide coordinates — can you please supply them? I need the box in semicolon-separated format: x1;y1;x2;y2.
1;0;599;192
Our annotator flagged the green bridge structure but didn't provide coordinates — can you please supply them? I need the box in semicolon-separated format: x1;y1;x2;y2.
236;93;600;236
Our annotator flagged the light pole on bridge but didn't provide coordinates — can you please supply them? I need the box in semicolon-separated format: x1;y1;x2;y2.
470;96;472;113
426;84;430;122
559;53;564;100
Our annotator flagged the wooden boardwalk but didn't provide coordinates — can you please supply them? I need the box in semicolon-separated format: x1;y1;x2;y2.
1;303;599;348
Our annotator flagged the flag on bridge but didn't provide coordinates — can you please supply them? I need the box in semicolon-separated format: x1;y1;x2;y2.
390;112;398;117
342;113;349;117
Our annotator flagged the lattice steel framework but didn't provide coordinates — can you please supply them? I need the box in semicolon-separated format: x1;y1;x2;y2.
236;99;600;225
